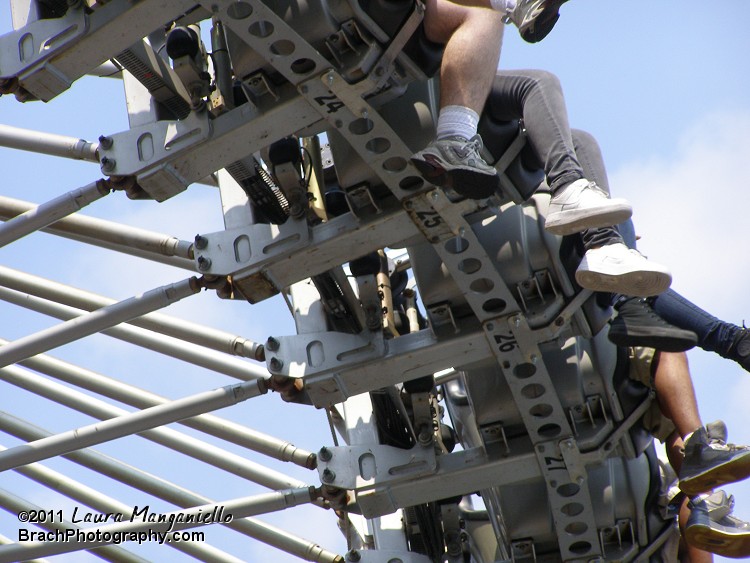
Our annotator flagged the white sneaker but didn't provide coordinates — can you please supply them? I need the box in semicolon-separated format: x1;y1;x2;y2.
575;243;672;296
545;179;632;235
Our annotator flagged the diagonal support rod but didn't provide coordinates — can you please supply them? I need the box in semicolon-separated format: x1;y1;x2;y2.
0;290;269;382
0;488;145;563
0;376;267;472
0;363;304;489
0;196;195;269
0;276;201;369
0;443;243;563
0;124;99;162
0;337;312;468
0;487;317;563
0;180;111;248
0;413;341;563
0;265;263;360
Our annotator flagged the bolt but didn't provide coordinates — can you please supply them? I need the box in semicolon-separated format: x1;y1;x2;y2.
269;357;283;372
530;354;538;364
430;191;439;201
300;85;308;93
447;542;462;556
346;550;361;562
98;135;113;150
361;110;368;120
327;73;334;86
566;439;574;448
577;476;585;485
101;157;116;173
265;336;280;352
514;317;521;328
486;322;494;331
197;256;212;272
194;235;208;250
458;227;466;237
555;316;565;327
318;447;332;462
418;429;433;446
321;468;336;483
0;77;18;94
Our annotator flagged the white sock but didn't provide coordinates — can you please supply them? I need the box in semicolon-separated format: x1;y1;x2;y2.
490;0;516;14
436;105;480;141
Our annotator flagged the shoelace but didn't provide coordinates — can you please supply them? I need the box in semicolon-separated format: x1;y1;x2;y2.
460;135;485;158
585;181;610;199
705;438;750;453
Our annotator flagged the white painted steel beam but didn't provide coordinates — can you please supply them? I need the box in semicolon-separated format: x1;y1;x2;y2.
1;0;202;101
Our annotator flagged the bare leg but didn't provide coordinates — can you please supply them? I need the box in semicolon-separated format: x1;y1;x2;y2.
423;0;504;113
653;352;702;439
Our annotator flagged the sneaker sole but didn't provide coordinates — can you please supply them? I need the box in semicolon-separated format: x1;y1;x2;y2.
685;522;750;559
679;451;750;497
410;156;499;199
544;203;632;236
518;0;569;43
607;326;697;352
575;268;671;297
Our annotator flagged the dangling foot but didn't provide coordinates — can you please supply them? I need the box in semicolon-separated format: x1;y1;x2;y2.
544;178;632;235
685;490;750;559
508;0;570;43
608;297;697;352
725;326;750;373
411;135;499;199
575;243;672;297
679;423;750;497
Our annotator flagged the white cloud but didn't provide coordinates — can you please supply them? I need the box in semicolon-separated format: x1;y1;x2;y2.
611;109;750;318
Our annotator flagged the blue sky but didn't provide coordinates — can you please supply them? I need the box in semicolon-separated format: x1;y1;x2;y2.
0;1;749;561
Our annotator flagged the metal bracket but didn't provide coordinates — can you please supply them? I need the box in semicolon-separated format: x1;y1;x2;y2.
264;329;385;379
316;443;436;491
3;0;199;101
345;550;432;563
194;216;309;276
0;7;87;83
98;109;211;200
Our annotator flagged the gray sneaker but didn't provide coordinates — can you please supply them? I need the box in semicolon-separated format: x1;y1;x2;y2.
679;422;750;496
686;490;750;559
509;0;569;43
410;135;499;199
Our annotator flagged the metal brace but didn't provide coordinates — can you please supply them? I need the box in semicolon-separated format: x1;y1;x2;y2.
316;443;436;491
264;329;385;379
